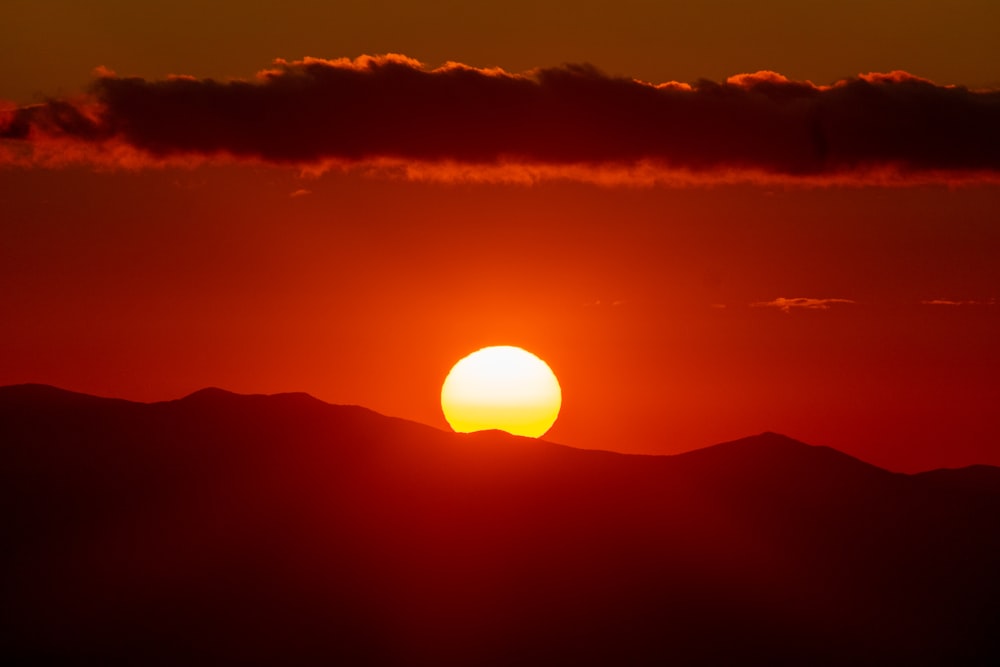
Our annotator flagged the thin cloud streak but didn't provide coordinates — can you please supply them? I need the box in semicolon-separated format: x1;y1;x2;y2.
3;55;1000;184
752;297;857;313
921;298;996;306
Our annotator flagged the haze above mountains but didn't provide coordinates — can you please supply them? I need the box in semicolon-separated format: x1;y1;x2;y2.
2;384;998;665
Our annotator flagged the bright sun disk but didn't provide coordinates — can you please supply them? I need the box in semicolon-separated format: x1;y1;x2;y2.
441;345;562;438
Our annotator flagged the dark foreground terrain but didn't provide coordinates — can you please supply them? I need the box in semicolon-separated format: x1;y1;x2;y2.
2;385;999;665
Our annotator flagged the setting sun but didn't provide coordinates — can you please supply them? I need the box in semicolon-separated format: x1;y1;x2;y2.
441;346;562;438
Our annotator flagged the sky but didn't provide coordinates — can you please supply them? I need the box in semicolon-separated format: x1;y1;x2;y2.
2;0;999;472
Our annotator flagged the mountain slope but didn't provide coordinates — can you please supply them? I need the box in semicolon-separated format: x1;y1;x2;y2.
1;385;998;666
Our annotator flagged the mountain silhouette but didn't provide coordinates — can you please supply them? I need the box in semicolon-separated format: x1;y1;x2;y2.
2;385;998;666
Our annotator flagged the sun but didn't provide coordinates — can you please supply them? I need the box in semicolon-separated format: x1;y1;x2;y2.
441;346;562;438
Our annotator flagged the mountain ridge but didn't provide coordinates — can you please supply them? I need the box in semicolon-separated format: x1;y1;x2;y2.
2;383;986;476
2;383;998;665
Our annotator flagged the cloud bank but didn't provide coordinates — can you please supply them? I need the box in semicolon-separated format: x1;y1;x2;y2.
3;55;999;184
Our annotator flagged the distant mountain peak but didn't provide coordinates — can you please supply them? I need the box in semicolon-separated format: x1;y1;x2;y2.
0;383;128;407
0;382;90;398
179;386;242;401
178;387;323;405
673;430;896;484
758;430;803;440
686;431;818;456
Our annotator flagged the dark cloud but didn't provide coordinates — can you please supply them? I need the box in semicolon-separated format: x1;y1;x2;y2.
2;55;999;183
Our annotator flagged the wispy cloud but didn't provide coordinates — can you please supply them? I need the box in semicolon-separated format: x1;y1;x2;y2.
583;299;626;308
751;297;856;313
920;298;996;306
3;55;1000;184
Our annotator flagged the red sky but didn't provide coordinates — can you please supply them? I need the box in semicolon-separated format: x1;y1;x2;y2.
2;1;999;472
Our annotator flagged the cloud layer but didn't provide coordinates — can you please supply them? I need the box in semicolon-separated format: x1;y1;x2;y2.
3;55;999;183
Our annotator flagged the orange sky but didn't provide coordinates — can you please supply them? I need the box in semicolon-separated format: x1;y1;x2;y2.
4;0;1000;103
2;1;999;472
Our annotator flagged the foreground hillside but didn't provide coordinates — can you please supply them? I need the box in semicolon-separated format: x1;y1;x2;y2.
2;385;998;666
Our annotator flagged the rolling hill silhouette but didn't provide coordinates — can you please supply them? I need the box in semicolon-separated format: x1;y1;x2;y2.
2;384;998;666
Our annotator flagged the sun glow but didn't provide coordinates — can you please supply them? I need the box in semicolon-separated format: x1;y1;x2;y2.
441;346;562;438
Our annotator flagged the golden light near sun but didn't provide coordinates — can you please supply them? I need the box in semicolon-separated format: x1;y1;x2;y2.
441;346;562;438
